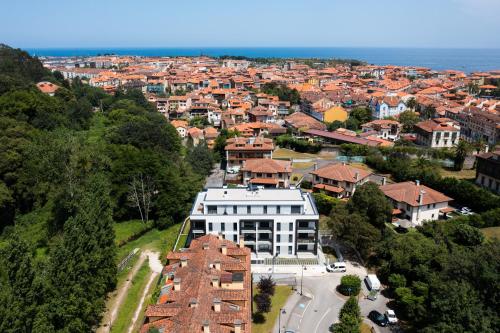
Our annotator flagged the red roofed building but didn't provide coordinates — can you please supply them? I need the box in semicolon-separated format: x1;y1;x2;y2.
225;137;274;168
241;159;292;188
140;234;252;333
414;118;460;148
311;163;372;198
380;181;453;226
36;81;59;96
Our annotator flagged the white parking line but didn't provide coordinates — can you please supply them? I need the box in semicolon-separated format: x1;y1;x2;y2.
315;307;332;333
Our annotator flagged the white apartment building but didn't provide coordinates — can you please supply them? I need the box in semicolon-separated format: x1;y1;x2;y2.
189;188;319;262
415;118;460;148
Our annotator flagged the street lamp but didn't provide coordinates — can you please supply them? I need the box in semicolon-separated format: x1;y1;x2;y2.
300;265;305;296
278;308;286;333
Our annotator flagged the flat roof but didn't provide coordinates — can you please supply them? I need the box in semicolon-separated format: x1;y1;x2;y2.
204;188;304;201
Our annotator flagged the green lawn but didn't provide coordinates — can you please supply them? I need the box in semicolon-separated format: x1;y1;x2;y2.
440;168;476;180
116;223;181;263
292;161;316;169
111;260;151;333
252;285;293;333
174;233;189;251
481;226;500;240
273;148;317;160
114;220;153;246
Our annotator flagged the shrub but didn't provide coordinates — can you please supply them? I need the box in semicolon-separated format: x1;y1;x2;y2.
254;292;271;313
338;275;361;296
257;276;276;296
312;192;342;215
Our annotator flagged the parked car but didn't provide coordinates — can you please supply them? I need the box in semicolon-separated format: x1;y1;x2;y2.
326;262;346;272
369;310;388;327
385;309;398;324
367;290;378;301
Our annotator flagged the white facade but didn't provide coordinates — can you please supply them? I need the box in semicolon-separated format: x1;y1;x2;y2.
189;188;319;260
392;200;449;226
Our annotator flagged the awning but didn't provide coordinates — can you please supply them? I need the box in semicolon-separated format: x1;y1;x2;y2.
439;207;455;213
392;208;402;215
249;178;279;185
313;183;344;193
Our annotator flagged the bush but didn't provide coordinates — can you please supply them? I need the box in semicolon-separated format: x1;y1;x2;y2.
300;180;312;189
254;292;271;313
312;192;342;215
275;135;322;153
338;275;361;296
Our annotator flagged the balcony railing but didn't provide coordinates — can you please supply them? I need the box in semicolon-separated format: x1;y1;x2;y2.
297;238;316;244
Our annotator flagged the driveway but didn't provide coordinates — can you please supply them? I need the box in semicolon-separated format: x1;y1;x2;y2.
204;164;224;188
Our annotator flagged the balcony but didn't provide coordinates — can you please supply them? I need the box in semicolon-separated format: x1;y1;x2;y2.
297;238;316;244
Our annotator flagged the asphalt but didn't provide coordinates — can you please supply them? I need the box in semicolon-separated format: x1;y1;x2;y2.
272;262;398;333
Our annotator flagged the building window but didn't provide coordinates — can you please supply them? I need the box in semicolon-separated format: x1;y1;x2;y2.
208;223;213;231
277;235;281;242
233;205;237;214
233;222;237;231
277;222;281;231
289;222;293;231
221;223;225;232
277;206;281;214
247;206;251;214
207;206;217;214
288;234;293;242
291;206;301;214
233;234;237;242
263;206;267;214
288;246;293;255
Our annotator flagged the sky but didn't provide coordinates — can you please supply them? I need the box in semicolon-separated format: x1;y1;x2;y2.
1;0;500;49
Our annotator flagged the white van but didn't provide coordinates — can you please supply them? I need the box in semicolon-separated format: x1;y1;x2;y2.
326;262;347;272
365;274;381;291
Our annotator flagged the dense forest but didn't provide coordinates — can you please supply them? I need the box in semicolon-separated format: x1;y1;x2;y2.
0;45;207;332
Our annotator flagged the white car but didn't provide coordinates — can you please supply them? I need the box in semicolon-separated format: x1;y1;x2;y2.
326;262;346;272
385;309;398;324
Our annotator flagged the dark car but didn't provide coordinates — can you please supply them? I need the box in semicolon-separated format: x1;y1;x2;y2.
369;310;388;327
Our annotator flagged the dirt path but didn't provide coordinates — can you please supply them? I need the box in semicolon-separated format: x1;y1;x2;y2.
97;252;146;333
126;251;163;333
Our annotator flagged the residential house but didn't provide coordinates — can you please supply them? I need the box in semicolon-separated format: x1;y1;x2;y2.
36;81;59;96
311;163;372;198
475;149;500;194
370;94;407;119
414;118;460;148
241;159;292;188
361;120;402;141
225;137;274;168
380;181;453;226
170;120;188;139
140;234;251;333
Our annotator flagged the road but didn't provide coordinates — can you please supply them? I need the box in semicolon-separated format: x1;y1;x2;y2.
205;164;224;188
276;262;395;333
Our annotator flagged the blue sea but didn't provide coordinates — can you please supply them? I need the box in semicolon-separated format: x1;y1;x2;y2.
26;47;500;73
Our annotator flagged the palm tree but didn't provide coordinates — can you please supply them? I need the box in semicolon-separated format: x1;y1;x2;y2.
454;140;472;171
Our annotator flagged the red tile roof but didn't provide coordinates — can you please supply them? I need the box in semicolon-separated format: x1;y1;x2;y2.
380;181;452;206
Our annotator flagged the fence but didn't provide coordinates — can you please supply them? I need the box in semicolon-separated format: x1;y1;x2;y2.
117;248;139;272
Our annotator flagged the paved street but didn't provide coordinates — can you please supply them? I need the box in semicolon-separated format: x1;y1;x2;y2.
270;262;395;333
204;164;224;188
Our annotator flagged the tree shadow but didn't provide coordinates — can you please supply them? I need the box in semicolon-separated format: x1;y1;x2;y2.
252;312;265;324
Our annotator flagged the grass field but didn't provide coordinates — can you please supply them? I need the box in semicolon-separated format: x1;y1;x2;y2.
252;285;293;333
440;168;476;180
350;162;375;173
116;223;181;263
292;161;316;169
114;220;153;246
111;260;151;333
481;226;500;240
273;148;317;160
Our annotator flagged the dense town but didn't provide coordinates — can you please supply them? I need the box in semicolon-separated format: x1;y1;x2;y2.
2;46;499;333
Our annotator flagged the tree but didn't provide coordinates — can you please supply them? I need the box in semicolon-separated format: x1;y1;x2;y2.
254;292;271;313
331;297;361;333
338;275;361;296
422;105;436;119
257;276;276;296
452;224;484;246
349;107;372;125
327;120;344;132
388;273;407;290
454;139;471;171
398;110;419;132
346;182;392;229
128;173;155;224
405;97;417;111
186;142;215;176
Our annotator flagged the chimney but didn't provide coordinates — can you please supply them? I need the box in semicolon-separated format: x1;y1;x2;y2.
381;176;387;186
173;277;181;291
203;320;210;333
212;276;220;288
234;319;242;333
354;171;359;181
221;244;227;255
415;180;420;186
239;235;245;248
203;242;209;250
214;259;221;271
218;233;224;240
313;163;318;171
418;190;425;205
180;257;188;267
190;298;198;308
213;298;221;312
